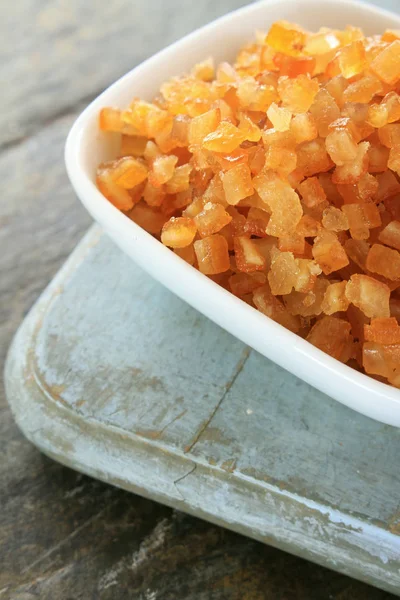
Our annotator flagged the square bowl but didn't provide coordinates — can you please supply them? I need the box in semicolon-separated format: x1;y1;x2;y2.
65;0;400;427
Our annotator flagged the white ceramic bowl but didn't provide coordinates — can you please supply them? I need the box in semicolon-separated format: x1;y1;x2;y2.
66;0;400;427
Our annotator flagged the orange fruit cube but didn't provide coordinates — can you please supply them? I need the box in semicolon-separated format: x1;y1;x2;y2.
234;236;266;272
322;206;349;232
298;176;327;208
370;41;400;85
221;163;254;205
321;281;350;315
296;215;322;237
105;156;148;189
238;113;262;142
366;243;400;280
174;245;196;265
253;171;303;236
161;217;197;248
346;273;390;319
364;317;400;344
149;155;178;187
268;249;299;295
297;138;334;177
236;78;278;111
192;57;215;81
194;202;232;237
273;53;316;77
188;108;221;146
278;232;305;255
378;220;400;250
99;107;124;132
202;121;246;153
312;230;349;274
378;124;400;149
332;141;370;185
267;103;292;132
342;203;381;240
283;277;330;317
307;316;354;362
143;181;165;207
375;170;400;202
229;272;266;296
253;284;300;332
165;164;192;194
278;75;319;113
194;234;230;274
343;74;383;103
290;112;318;144
388;145;400;175
266;21;307;57
244;207;270;237
326;129;358;166
362;342;392;378
338;41;366;79
96;170;134;211
120;135;148;157
309;89;340;138
128;201;167;234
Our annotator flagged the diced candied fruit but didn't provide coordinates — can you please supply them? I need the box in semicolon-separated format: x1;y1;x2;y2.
253;171;303;236
234;236;266;273
322;206;349;232
304;29;340;55
278;75;319;113
221;163;254;205
229;272;266;296
124;100;172;137
378;124;400;149
378;220;400;250
238;113;262;142
332;141;370;185
298;176;327;208
321;281;350;315
375;170;400;202
268;249;299;295
325;76;349;108
309;89;340;137
267;103;292;132
149;155;178;187
297;138;334;177
345;273;390;318
202;121;246;153
388;145;400;175
307;316;354;362
296;214;322;237
174;244;196;265
192;57;215;81
283;277;329;317
194;234;230;274
143;181;165;207
194;202;232;237
290;112;318;144
342;203;381;240
278;232;305;255
366;243;400;280
104;157;149;189
244;207;270;237
253;284;300;332
343;74;383;104
338;41;366;78
120;135;148;157
264;145;297;176
370;41;400;85
273;53;316;78
128;201;167;234
236;78;278;111
96;169;134;211
382;29;400;42
251;237;278;270
312;230;349;274
364;317;400;344
266;21;307;57
368;144;390;173
188;108;221;146
161;217;197;248
326;129;358;166
165;164;192;194
362;342;391;378
99;107;124;132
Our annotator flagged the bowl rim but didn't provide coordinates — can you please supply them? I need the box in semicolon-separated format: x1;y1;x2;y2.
65;0;400;425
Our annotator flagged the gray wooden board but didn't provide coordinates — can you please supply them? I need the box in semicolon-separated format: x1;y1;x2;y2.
5;226;400;595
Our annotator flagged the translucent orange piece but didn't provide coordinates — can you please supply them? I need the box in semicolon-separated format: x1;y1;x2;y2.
297;138;334;177
362;342;392;378
238;113;262;142
326;129;358;166
143;181;165;207
342;74;383;103
332;141;370;185
165;164;192;194
273;53;316;77
234;236;266;273
267;103;292;132
124;101;172;138
194;234;230;275
278;232;305;255
296;214;322;237
382;29;400;43
253;171;303;236
192;57;215;81
244;207;270;237
265;21;307;57
202;173;227;206
96;170;134;211
194;202;232;237
278;75;319;113
221;163;253;205
106;157;149;189
340;104;374;142
388;145;400;175
378;124;400;149
236;78;278;111
337;173;378;205
264;145;297;177
368;144;389;173
99;107;124;132
317;173;343;208
290;112;318;144
120;135;147;157
338;41;366;79
325;75;349;108
312;230;349;275
370;41;400;85
128;201;167;234
229;272;266;296
161;217;197;248
342;203;381;240
321;281;350;315
378;220;400;251
149;155;178;187
298;176;327;208
345;273;390;318
364;317;400;345
366;243;400;281
262;128;296;149
253;284;300;332
307;316;353;362
268;249;299;295
309;89;340;138
283;277;329;317
202;121;246;153
375;171;400;202
322;207;349;232
174;245;195;265
188;108;221;146
304;30;340;55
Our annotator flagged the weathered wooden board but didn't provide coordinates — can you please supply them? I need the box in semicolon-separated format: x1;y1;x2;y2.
5;226;400;596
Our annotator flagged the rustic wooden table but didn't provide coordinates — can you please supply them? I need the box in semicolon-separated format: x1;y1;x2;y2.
1;1;398;598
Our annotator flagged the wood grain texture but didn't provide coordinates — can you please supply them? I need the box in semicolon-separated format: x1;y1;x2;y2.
0;0;399;598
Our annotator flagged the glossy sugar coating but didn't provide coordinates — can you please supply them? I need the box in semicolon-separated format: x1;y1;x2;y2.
97;20;400;388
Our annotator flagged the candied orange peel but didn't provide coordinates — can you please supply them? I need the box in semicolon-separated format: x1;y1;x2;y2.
97;20;400;388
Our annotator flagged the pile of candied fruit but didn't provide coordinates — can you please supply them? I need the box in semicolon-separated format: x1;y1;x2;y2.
97;20;400;388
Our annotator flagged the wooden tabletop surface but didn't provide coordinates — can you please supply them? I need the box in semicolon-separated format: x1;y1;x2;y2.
0;1;398;598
